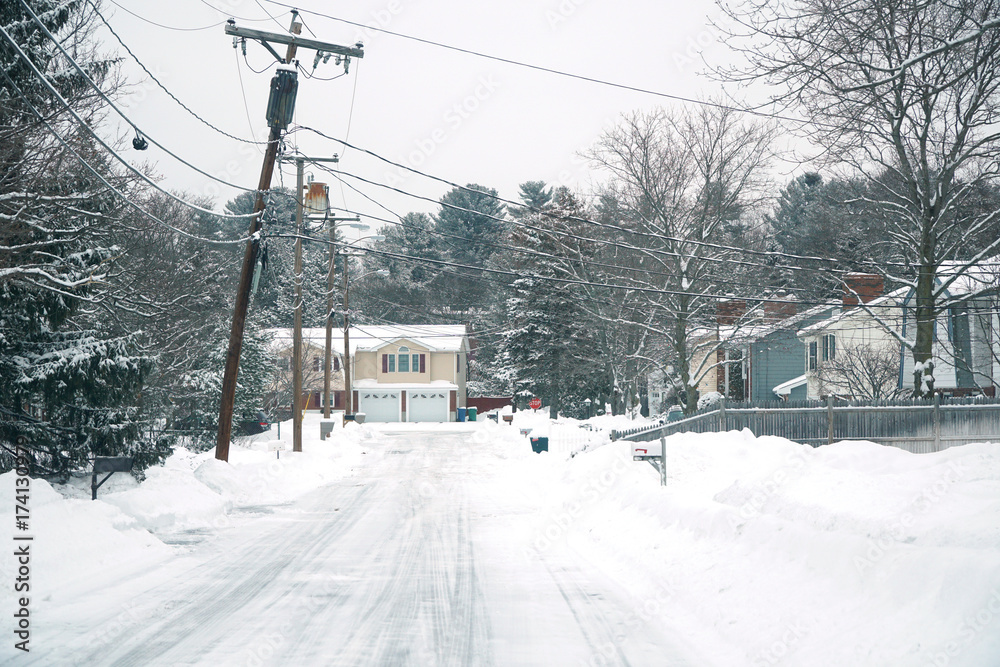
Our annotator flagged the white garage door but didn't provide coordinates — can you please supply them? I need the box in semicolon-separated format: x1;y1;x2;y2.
407;391;449;422
358;391;400;423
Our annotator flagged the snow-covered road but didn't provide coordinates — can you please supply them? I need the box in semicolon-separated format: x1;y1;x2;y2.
28;428;700;666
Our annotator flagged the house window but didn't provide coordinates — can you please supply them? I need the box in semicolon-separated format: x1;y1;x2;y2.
809;341;818;371
312;357;322;372
278;357;290;371
822;334;836;362
381;348;426;373
333;356;340;372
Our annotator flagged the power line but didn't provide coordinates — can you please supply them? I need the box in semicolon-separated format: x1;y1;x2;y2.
243;48;277;74
106;0;226;31
271;231;841;305
317;130;1000;286
90;0;269;145
270;202;993;315
0;67;249;247
234;49;263;154
296;126;917;275
261;1;830;131
196;0;280;24
309;160;828;298
271;155;994;311
252;0;288;32
316;162;859;284
0;13;259;221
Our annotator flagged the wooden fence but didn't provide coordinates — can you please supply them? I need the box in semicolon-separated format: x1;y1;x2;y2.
611;396;1000;454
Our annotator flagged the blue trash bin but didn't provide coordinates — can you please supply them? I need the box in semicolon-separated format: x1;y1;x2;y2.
457;407;467;422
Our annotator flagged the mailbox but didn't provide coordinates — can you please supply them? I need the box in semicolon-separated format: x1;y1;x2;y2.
91;456;134;500
632;440;663;461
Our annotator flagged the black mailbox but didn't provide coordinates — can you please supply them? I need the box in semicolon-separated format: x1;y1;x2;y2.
92;456;134;500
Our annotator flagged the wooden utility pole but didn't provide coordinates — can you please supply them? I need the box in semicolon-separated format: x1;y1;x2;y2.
322;213;361;418
284;156;343;444
324;221;337;419
215;15;364;462
343;253;353;416
292;157;304;453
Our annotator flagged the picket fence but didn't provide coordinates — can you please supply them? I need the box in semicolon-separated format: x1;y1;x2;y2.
611;396;1000;454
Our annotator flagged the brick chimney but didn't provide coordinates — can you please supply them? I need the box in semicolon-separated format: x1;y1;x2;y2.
764;292;797;322
716;298;747;326
842;273;884;310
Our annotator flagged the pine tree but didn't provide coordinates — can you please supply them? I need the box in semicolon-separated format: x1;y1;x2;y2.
0;1;154;475
494;186;600;416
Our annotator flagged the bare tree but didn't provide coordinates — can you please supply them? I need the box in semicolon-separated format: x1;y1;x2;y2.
717;0;1000;396
587;104;775;412
817;342;905;401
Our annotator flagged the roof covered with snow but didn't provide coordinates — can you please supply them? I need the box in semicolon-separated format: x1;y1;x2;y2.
937;255;1000;296
796;287;909;336
266;325;468;356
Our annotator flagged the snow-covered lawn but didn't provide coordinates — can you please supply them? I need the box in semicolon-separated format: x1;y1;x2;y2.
1;412;997;665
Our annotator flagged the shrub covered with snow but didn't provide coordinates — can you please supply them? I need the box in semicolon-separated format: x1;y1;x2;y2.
697;391;724;411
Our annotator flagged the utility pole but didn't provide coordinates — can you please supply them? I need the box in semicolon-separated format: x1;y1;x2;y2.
322;213;362;418
292;158;304;453
325;221;336;419
215;14;364;462
281;156;342;448
343;252;353;417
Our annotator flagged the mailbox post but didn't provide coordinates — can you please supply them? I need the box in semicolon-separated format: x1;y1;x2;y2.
91;457;134;500
632;437;667;486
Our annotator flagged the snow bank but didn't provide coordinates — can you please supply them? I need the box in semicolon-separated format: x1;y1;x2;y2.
0;472;170;595
506;428;1000;666
0;415;367;602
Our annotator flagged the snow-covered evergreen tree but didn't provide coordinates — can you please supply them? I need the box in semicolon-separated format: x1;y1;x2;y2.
0;0;154;474
494;187;601;417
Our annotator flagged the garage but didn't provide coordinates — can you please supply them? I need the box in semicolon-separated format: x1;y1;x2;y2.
357;391;400;423
407;390;449;422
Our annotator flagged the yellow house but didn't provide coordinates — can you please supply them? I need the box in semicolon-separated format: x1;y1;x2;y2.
269;324;470;422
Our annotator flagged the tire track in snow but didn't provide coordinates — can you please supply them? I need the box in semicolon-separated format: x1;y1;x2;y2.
54;482;377;666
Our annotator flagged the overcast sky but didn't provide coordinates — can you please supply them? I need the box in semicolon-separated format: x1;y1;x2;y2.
100;0;755;233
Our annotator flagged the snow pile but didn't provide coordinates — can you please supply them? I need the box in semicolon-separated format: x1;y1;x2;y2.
0;415;367;596
0;472;171;594
509;428;1000;666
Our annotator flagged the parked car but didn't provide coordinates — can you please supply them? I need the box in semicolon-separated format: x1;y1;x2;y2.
237;410;271;436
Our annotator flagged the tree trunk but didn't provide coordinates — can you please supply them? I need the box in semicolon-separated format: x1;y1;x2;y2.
912;224;937;397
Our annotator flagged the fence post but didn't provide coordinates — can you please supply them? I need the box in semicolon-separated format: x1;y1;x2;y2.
826;396;834;446
718;398;727;432
933;393;941;451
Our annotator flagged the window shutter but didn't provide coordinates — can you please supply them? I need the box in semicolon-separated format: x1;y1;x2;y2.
382;354;388;373
420;354;426;373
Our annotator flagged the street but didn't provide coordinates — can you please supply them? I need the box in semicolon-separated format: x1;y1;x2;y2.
29;428;701;666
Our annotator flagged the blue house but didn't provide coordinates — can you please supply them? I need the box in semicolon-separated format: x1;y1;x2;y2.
736;302;838;402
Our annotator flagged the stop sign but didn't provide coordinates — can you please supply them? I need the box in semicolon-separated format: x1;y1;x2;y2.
529;397;542;410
